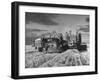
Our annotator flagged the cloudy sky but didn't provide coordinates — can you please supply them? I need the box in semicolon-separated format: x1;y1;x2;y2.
25;12;89;35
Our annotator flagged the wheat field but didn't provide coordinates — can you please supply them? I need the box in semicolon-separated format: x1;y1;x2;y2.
25;46;89;68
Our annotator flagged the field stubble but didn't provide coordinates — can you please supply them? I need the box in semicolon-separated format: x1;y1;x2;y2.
25;47;89;68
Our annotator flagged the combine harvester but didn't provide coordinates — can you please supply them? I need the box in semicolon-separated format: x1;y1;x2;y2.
34;31;87;53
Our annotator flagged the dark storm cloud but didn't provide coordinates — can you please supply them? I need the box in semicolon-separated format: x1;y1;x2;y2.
26;28;48;32
25;12;58;25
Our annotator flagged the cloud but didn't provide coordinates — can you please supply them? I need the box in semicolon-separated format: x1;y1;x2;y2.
26;28;48;32
25;13;59;25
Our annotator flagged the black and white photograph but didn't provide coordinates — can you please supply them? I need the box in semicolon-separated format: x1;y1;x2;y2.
11;2;97;79
25;13;90;68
